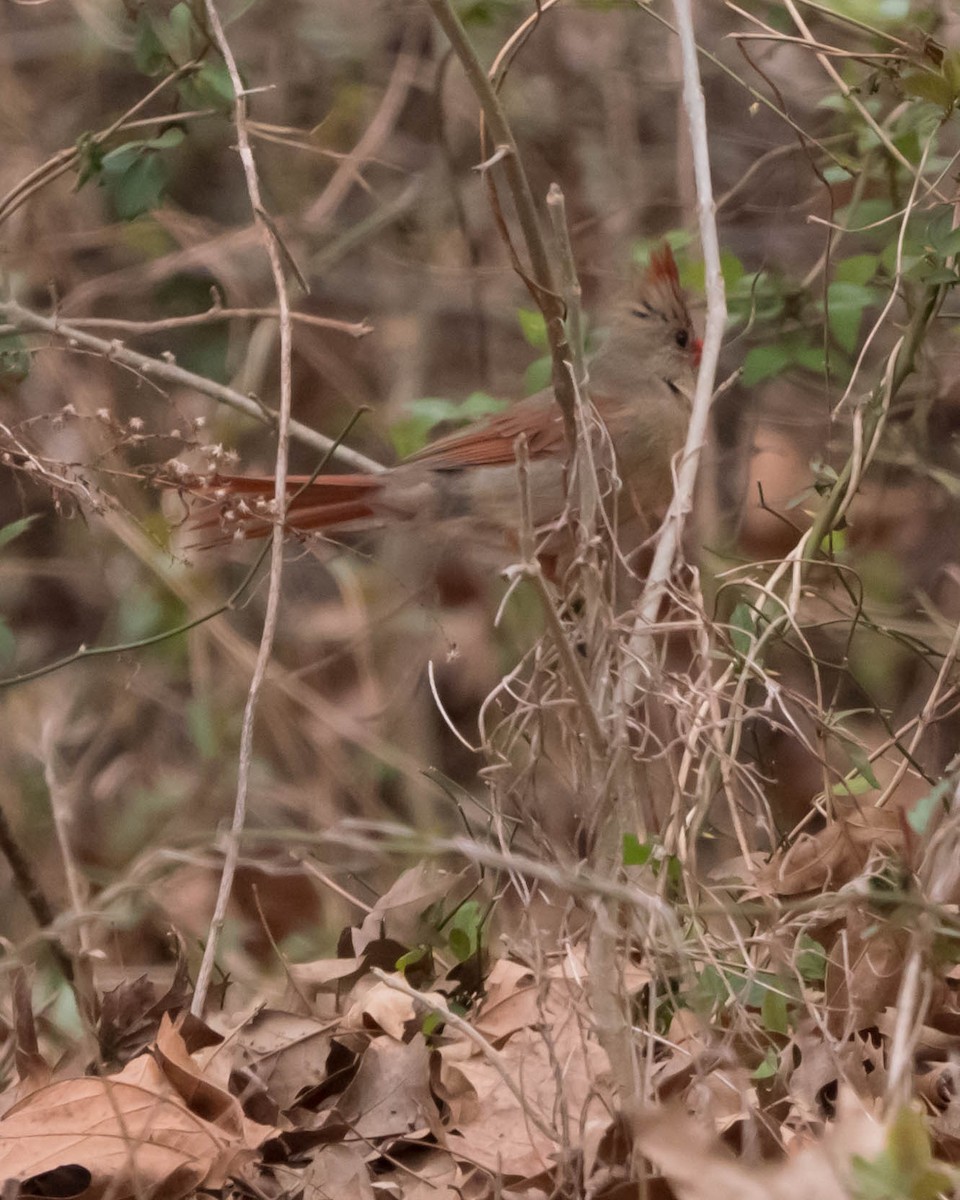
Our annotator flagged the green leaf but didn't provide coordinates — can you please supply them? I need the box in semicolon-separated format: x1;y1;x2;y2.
147;127;187;153
820;527;847;555
835;254;879;286
447;900;483;963
921;210;960;263
186;698;219;760
0;514;41;552
134;12;170;75
908;779;951;835
945;50;960;91
904;261;960;285
832;772;876;797
75;134;104;189
163;2;196;62
0;618;15;664
107;153;170;220
848;746;881;790
842;753;880;795
0;333;31;380
812;0;908;27
623;834;653;866
523;355;551;395
835;198;894;235
686;964;727;1014
936;226;960;257
633;229;693;268
517;307;548;350
851;1107;955;1200
454;0;517;26
741;343;794;386
100;128;185;171
179;60;236;112
388;392;507;457
396;945;430;974
900;70;956;111
792;344;829;374
761;987;789;1035
719;250;744;289
729;601;756;657
682;249;741;294
99;128;185;220
686;965;798;1017
826;281;879;353
752;1046;779;1080
795;935;826;982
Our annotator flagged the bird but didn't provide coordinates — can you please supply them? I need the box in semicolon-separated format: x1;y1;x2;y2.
187;245;700;552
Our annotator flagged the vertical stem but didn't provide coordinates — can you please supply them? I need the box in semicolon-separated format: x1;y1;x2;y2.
192;0;294;1017
425;0;577;448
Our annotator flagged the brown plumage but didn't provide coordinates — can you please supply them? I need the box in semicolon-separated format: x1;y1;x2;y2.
189;244;699;546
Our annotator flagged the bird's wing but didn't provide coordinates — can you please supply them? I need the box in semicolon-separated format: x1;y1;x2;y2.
408;392;568;469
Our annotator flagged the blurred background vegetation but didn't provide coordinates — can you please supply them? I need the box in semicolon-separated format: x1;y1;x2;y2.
1;0;960;1033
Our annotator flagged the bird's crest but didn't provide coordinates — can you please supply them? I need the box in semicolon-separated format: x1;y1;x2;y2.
637;242;691;328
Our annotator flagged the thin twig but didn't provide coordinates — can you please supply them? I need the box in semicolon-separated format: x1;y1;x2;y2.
41;723;98;1023
304;24;423;230
780;0;949;204
0;801;76;983
0;300;384;474
623;0;727;683
191;0;294;1017
48;307;371;339
545;183;586;389
425;0;577;448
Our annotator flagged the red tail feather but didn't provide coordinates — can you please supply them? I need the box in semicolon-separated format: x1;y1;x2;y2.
191;473;383;540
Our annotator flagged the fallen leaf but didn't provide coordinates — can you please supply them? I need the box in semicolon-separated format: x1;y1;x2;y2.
334;1034;439;1140
296;1141;376;1200
352;864;469;954
0;1055;254;1199
235;1008;337;1110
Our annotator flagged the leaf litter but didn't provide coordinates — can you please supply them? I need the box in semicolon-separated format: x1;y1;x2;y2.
5;834;960;1199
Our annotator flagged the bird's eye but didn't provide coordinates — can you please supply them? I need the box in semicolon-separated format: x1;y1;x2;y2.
675;328;689;349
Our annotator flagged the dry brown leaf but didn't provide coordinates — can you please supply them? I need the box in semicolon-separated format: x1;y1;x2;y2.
875;1002;957;1061
0;1012;277;1199
351;863;461;954
649;1010;724;1101
633;1091;885;1200
915;1061;960;1110
154;1014;244;1129
760;805;903;896
290;955;364;987
373;1145;465;1200
687;1065;758;1135
97;975;159;1064
341;977;448;1040
0;1052;259;1199
334;1033;439;1140
12;967;50;1098
823;909;908;1036
295;1141;376;1200
97;946;191;1069
472;959;539;1043
440;1016;608;1179
786;1025;841;1122
234;1009;337;1111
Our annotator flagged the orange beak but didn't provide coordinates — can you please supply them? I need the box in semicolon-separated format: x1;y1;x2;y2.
692;337;703;368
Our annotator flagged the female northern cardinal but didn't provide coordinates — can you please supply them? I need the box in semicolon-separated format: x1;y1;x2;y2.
192;245;700;545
